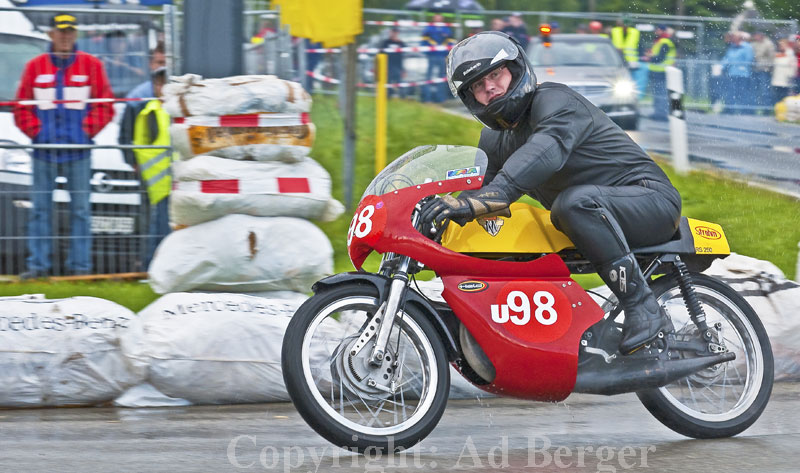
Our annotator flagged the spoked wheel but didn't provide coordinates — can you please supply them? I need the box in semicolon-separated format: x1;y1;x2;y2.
282;283;450;452
638;273;774;438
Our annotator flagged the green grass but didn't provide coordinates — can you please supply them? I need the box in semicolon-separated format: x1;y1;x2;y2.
2;96;798;308
0;280;158;312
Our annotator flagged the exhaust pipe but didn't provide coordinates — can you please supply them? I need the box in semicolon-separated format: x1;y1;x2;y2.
573;352;736;395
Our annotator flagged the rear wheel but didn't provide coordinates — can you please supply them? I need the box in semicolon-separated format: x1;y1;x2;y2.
282;283;450;452
637;273;773;438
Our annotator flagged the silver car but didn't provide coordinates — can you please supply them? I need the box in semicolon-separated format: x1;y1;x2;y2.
528;34;639;130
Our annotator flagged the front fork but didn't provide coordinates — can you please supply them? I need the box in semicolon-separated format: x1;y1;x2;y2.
360;205;425;367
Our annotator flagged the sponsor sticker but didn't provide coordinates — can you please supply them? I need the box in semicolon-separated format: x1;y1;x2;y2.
457;280;488;292
694;226;721;240
445;166;480;180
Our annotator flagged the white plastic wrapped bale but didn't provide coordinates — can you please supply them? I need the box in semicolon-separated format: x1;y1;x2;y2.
170;118;315;162
127;292;308;404
148;214;333;294
162;74;311;117
704;254;800;381
0;297;146;407
170;155;344;226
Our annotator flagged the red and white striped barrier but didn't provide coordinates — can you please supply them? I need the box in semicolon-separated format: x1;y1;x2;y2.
173;177;312;194
306;45;454;54
305;70;447;89
365;20;458;27
0;96;157;107
173;113;310;127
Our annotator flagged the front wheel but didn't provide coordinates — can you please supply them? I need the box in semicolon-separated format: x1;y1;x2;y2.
281;283;450;452
638;273;774;438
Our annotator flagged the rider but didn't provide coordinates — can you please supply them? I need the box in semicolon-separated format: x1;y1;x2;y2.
420;31;681;355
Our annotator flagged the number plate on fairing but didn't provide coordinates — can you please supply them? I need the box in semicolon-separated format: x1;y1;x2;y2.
489;281;574;343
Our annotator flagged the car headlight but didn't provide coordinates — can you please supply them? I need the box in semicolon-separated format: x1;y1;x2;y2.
0;145;33;174
613;80;637;99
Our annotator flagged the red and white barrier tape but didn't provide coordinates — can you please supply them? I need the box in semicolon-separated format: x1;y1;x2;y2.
305;70;447;89
173;177;312;194
365;20;458;27
173;112;310;127
0;96;156;107
306;45;454;54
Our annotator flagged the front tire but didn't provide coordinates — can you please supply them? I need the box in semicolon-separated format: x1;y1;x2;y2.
282;283;450;452
637;273;774;438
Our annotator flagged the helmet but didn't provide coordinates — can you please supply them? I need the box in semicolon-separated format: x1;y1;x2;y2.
589;20;603;32
446;31;536;130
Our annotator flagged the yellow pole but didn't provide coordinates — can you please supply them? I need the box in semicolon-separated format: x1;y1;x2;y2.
375;53;388;175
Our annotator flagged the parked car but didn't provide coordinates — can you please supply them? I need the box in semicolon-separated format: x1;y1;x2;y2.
0;3;146;275
528;34;639;130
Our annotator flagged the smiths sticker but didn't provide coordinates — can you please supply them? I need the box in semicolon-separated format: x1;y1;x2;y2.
446;166;480;180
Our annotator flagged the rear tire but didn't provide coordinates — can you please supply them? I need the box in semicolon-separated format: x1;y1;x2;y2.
637;273;773;438
282;283;450;452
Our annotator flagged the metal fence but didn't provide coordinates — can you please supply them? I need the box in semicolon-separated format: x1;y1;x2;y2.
0;4;174;277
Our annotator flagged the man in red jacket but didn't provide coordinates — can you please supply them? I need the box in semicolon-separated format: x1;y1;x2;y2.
13;13;114;279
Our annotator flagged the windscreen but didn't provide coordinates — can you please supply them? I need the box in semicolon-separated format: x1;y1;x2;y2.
362;145;488;199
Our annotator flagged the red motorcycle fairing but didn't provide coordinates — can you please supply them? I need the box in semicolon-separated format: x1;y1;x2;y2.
443;276;603;401
347;176;604;402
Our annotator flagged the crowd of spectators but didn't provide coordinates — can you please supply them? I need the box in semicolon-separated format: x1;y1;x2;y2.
717;30;798;114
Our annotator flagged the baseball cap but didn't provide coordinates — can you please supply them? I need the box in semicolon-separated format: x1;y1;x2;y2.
51;13;78;30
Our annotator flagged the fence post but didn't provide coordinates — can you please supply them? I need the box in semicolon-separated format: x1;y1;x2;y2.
342;43;358;211
375;54;388;176
667;66;690;174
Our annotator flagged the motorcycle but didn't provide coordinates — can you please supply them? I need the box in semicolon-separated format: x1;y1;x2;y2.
281;145;773;452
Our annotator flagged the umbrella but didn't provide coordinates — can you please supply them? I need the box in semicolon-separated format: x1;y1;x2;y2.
404;0;484;12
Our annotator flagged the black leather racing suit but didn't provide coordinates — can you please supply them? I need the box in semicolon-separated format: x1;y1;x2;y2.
475;82;682;265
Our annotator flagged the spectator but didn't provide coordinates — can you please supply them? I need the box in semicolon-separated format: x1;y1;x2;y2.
126;41;167;99
794;35;800;92
611;16;645;100
102;31;148;97
751;31;776;112
380;28;406;98
13;13;114;279
122;67;174;268
588;21;607;37
721;31;754;114
421;13;456;103
502;12;529;49
646;24;676;121
490;18;505;32
576;23;589;34
772;38;798;104
549;21;561;35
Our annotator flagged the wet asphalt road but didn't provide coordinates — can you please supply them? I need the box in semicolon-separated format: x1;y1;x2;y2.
1;381;797;473
630;111;800;197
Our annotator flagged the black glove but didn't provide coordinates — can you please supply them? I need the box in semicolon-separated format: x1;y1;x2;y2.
420;195;474;232
419;189;513;233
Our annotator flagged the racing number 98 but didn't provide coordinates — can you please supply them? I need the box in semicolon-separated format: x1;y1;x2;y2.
347;205;375;246
491;290;558;326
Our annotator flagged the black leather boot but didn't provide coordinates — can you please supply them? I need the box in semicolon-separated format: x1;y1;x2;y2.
598;253;671;354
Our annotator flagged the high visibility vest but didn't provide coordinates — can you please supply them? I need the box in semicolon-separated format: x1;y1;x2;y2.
133;100;174;205
611;26;640;64
648;37;676;72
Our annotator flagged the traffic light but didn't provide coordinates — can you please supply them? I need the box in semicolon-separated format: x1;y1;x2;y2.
540;24;552;47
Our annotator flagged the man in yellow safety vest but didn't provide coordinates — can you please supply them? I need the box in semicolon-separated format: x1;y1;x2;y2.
612;16;641;67
646;25;677;121
120;67;175;268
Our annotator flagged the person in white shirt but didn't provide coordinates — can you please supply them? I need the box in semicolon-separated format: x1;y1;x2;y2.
771;38;798;104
